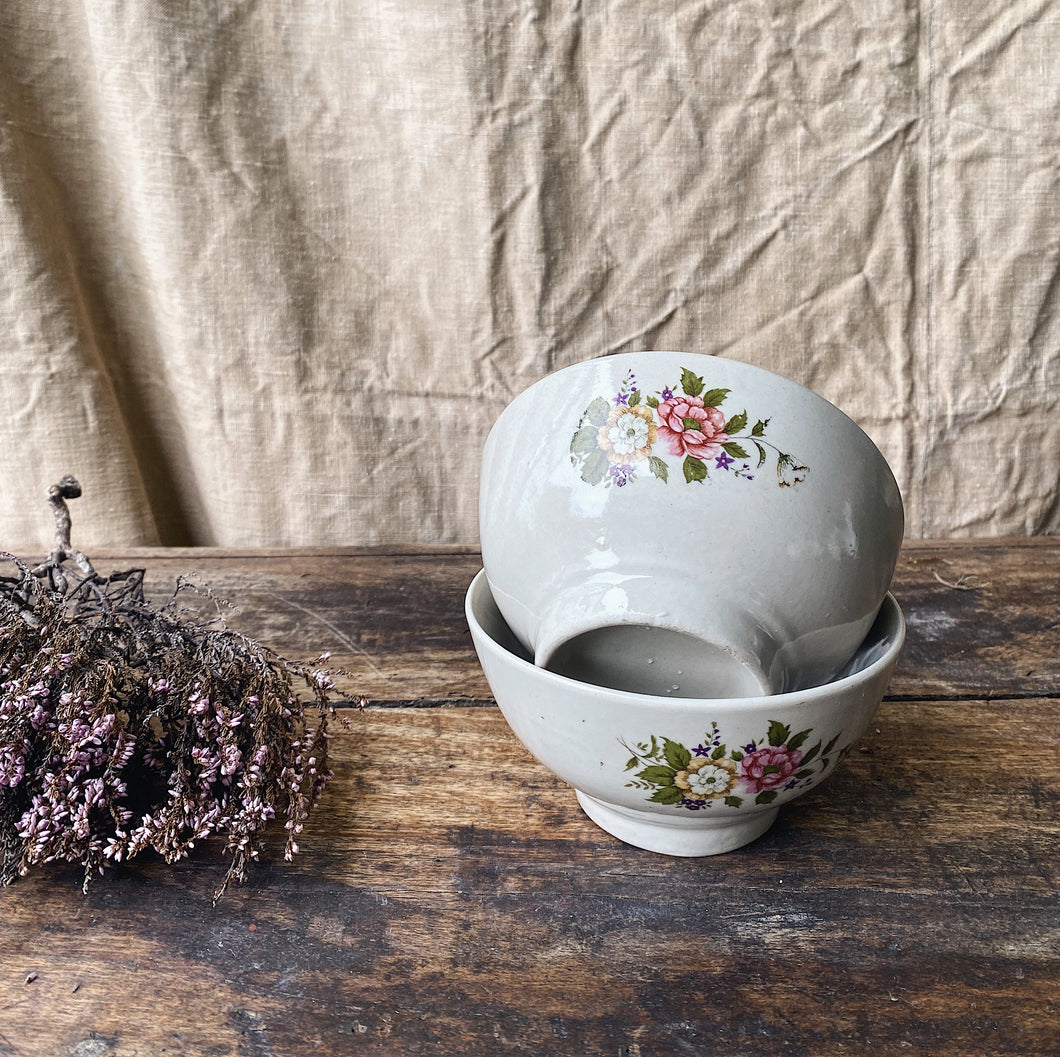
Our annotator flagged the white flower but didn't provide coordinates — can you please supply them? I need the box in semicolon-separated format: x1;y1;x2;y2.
589;401;658;472
685;764;732;795
675;755;737;799
777;452;809;488
606;411;651;457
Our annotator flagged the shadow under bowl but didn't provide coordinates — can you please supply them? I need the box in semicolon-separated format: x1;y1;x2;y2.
465;569;905;856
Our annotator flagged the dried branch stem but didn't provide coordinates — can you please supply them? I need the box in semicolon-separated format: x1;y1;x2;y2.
29;476;95;594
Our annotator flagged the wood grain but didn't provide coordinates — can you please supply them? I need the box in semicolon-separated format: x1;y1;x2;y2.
72;538;1060;703
0;541;1056;1057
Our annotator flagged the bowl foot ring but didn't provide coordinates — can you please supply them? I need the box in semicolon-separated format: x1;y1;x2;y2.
575;791;780;856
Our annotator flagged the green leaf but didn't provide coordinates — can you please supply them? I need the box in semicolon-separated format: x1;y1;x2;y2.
663;739;691;771
646;395;660;408
584;396;610;427
580;449;609;486
755;791;778;805
636;765;677;785
570;426;599;456
624;756;639;772
648;455;668;482
724;796;744;808
628;389;641;407
794;769;814;780
649;786;685;805
800;741;821;766
680;368;704;397
723;410;748;435
682;417;703;431
683;456;708;483
822;734;841;757
767;721;791;747
711;744;727;760
731;750;744;761
787;728;812;752
701;387;729;407
754;441;767;468
722;441;749;459
751;418;769;437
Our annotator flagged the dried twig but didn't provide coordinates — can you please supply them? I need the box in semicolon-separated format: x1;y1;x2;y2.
932;570;992;591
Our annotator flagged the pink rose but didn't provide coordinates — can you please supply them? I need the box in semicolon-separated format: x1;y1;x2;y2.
738;745;803;793
656;396;729;459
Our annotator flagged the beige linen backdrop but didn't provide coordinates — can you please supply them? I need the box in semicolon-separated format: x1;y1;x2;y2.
1;0;1057;549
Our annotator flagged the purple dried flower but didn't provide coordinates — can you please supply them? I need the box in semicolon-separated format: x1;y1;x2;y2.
0;477;349;899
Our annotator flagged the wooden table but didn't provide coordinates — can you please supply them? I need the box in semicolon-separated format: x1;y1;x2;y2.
0;540;1057;1056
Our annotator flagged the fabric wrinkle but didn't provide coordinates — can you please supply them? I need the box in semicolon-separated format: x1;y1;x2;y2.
0;0;1055;546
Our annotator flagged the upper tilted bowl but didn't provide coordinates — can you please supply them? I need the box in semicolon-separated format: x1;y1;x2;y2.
480;352;904;695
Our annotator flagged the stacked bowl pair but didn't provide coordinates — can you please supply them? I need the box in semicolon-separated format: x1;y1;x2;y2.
467;352;905;855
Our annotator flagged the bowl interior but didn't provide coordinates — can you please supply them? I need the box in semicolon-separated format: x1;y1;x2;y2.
545;623;769;698
467;569;905;707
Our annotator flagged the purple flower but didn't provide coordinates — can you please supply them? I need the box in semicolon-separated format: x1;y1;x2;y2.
608;463;636;487
660;387;674;401
612;392;629;406
715;452;735;470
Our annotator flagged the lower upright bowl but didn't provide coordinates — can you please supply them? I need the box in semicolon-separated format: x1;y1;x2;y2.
465;569;905;856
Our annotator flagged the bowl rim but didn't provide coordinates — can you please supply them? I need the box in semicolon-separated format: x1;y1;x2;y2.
487;350;891;461
465;568;906;709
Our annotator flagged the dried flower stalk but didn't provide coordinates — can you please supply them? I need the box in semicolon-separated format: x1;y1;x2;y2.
0;477;349;898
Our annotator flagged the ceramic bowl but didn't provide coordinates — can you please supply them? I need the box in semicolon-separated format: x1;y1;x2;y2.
466;569;905;856
480;352;903;695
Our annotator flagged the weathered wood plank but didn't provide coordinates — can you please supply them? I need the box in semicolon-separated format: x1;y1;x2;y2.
0;700;1056;1057
0;542;1055;1057
891;540;1060;699
118;551;489;703
73;539;1060;703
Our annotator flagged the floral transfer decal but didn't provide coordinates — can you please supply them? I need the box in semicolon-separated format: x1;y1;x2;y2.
570;366;808;488
621;721;848;810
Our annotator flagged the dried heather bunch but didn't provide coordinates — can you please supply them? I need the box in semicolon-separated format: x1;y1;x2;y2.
0;476;349;897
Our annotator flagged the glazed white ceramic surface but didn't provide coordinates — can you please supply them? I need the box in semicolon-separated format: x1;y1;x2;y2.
465;569;905;856
480;352;904;694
